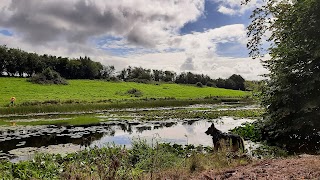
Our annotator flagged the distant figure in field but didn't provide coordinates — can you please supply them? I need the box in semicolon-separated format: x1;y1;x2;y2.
10;97;16;106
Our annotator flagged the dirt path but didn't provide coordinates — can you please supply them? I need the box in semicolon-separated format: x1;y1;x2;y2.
196;155;320;180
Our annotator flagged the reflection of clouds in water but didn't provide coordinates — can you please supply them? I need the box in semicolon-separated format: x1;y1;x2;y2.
183;124;195;134
91;135;132;148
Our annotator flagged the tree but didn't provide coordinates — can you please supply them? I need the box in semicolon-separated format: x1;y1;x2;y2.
100;65;115;79
25;53;41;77
152;69;163;82
5;48;20;76
215;78;225;88
66;59;81;79
224;79;236;90
245;0;320;153
162;70;176;82
228;74;245;90
78;56;102;79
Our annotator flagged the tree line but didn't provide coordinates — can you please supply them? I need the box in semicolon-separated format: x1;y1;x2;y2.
116;66;246;90
0;45;246;90
0;45;104;79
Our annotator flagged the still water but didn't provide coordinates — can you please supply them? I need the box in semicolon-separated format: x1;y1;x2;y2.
0;116;254;161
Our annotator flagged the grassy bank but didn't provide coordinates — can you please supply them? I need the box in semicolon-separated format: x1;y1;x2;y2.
0;78;248;107
0;141;250;180
0;77;250;115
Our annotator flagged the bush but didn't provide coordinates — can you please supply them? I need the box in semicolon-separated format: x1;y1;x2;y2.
195;82;203;88
28;68;68;85
127;88;143;97
230;122;262;142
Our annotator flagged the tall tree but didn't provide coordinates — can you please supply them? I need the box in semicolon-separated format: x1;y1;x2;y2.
152;69;163;82
100;65;115;79
245;0;320;153
5;48;21;76
25;53;41;77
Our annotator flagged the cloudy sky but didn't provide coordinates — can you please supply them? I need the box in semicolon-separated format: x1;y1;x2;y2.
0;0;268;80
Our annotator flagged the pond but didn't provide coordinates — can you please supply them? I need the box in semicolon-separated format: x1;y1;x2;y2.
0;104;259;161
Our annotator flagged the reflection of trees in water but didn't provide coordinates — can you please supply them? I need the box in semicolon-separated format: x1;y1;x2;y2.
164;122;177;127
182;119;198;125
80;133;104;147
136;126;152;133
127;125;133;134
119;123;128;131
152;121;177;130
109;130;116;136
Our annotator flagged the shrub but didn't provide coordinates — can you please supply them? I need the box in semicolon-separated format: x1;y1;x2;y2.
195;82;203;88
127;88;143;97
28;68;68;85
230;122;262;142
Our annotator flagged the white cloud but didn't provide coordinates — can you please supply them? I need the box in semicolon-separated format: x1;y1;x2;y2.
217;6;237;16
212;0;263;15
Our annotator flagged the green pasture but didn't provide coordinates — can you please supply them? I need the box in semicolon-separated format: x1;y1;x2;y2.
0;78;248;107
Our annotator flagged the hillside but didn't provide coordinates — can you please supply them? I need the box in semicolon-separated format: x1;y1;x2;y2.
0;78;248;107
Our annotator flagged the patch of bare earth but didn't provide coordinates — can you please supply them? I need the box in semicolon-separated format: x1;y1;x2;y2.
195;155;320;180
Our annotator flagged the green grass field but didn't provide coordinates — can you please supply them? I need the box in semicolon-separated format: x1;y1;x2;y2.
0;78;248;107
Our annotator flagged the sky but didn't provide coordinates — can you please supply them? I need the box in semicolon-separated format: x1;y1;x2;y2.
0;0;268;80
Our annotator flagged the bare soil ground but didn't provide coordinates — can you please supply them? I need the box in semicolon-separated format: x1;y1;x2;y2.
195;154;320;180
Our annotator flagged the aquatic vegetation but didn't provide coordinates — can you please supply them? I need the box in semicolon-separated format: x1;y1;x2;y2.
16;116;100;126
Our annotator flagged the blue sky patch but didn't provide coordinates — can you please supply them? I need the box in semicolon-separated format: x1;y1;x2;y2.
216;42;249;58
0;29;13;36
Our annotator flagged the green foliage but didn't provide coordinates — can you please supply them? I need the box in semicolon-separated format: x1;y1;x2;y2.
246;0;320;153
28;68;68;85
231;122;262;142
